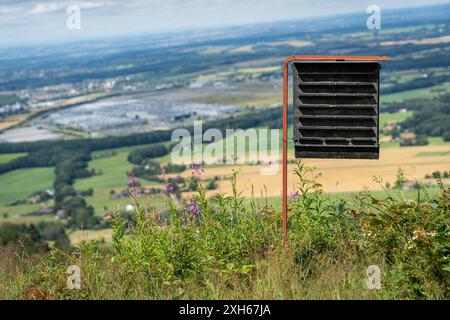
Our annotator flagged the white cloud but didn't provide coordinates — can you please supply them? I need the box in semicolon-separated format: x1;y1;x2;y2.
0;5;26;15
29;2;62;14
78;1;114;10
29;1;113;15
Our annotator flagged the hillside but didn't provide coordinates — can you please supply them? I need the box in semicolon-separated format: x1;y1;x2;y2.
1;163;449;299
0;3;449;301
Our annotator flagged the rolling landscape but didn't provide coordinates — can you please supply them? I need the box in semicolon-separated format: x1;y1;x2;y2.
0;1;449;301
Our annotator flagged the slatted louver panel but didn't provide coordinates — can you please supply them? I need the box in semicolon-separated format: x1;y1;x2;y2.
293;61;380;159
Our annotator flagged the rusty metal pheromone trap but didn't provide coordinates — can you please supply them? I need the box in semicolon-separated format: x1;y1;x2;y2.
281;55;389;243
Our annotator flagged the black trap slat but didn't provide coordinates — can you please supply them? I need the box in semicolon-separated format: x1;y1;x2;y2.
298;92;376;97
298;83;377;94
298;117;377;127
298;73;378;82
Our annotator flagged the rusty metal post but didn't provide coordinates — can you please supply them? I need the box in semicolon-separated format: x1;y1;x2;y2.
282;57;293;245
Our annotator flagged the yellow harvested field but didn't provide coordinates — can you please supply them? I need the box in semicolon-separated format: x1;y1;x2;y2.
69;229;113;245
380;135;392;142
382;35;450;46
171;143;450;197
0;115;27;131
239;66;281;74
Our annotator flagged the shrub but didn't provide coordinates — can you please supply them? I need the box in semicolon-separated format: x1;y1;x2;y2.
355;180;450;298
127;144;169;165
36;222;70;248
164;163;186;174
0;223;49;255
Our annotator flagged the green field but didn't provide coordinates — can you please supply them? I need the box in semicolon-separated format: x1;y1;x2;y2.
381;83;450;103
0;142;173;220
0;153;25;164
0;204;56;223
74;143;167;215
0;143;167;220
76;142;174;191
386;67;450;84
0;167;54;206
0;167;55;221
379;111;413;128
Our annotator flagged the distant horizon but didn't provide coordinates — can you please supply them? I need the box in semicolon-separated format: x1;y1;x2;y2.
0;0;449;49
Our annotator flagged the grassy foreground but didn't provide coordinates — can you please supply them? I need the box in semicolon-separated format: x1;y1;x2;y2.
1;162;449;300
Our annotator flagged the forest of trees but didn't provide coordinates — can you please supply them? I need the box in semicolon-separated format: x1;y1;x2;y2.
401;94;450;140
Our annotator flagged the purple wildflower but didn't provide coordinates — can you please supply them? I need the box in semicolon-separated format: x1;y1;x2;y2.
188;203;200;216
288;191;300;201
128;177;140;188
191;163;205;176
164;183;174;194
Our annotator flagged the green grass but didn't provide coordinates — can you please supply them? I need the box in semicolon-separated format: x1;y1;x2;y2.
327;186;443;202
82;189;165;216
0;203;45;220
0;167;54;207
0;153;26;164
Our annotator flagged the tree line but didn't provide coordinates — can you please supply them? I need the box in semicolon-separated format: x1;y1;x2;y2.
401;94;450;141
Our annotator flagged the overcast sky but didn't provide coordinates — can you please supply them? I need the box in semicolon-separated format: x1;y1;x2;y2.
0;0;449;47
